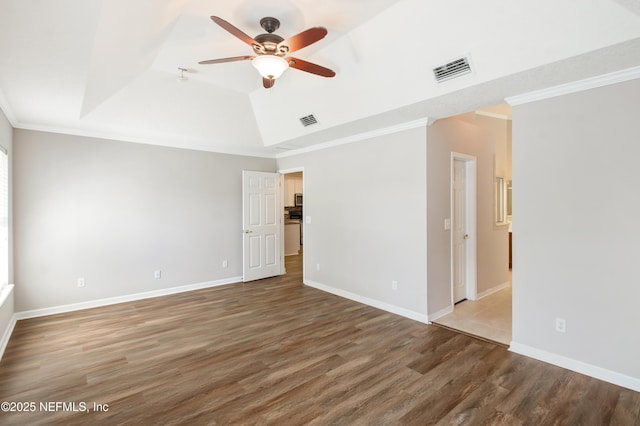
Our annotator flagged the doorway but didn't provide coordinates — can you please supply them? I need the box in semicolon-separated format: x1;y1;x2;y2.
279;168;304;278
431;105;513;346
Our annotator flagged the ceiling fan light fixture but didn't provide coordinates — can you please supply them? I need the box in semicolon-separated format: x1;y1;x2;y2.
252;55;289;79
200;16;335;87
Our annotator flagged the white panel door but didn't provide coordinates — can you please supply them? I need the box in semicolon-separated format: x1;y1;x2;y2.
453;159;468;303
242;171;283;282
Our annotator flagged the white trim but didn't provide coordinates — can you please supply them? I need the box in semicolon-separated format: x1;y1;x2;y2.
0;283;13;307
0;284;16;360
14;122;278;159
277;166;304;174
0;314;17;361
9;114;433;161
276;118;430;158
14;276;242;320
475;110;511;121
429;281;510;324
0;88;17;126
427;305;454;323
506;65;640;106
304;279;428;324
476;281;510;300
510;342;640;392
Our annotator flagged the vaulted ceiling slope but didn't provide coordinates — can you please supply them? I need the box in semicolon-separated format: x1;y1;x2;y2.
0;0;639;157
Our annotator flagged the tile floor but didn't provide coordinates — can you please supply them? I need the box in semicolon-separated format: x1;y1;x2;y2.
433;285;512;346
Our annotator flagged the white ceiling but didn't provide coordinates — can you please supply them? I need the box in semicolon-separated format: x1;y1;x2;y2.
0;0;639;157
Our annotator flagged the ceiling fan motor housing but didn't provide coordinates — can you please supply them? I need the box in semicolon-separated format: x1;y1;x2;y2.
260;17;280;33
255;18;286;54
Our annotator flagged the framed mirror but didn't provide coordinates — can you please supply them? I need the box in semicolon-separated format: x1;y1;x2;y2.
495;176;507;225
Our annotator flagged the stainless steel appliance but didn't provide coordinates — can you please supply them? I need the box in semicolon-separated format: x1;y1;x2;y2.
288;206;302;220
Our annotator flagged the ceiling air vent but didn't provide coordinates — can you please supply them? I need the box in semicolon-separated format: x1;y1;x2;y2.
299;114;318;127
433;56;472;83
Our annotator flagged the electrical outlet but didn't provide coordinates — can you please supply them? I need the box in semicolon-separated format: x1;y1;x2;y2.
77;277;85;288
154;270;162;279
316;263;320;271
222;260;228;268
555;318;566;333
392;280;398;291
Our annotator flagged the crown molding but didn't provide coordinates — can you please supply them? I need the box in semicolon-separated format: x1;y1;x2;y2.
475;110;511;121
506;65;640;106
276;117;430;158
13;122;278;158
0;88;17;126
9;115;432;160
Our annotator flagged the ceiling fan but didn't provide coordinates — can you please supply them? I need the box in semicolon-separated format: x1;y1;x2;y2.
199;16;336;89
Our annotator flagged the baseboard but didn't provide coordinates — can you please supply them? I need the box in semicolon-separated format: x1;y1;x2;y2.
427;281;510;322
427;305;454;323
0;313;17;361
15;276;243;320
0;284;16;360
304;279;428;324
510;342;640;392
476;281;510;300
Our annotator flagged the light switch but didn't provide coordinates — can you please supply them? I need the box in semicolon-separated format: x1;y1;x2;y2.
444;218;451;230
305;216;311;224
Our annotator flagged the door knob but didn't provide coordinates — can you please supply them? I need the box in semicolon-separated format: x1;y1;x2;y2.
244;230;253;234
463;234;469;239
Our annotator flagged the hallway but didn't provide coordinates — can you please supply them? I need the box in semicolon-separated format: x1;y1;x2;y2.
433;285;512;346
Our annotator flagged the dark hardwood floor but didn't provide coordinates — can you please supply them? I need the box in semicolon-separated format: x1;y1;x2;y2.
1;254;639;425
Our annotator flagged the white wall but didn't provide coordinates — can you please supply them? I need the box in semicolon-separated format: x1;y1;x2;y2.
277;127;428;321
475;114;512;183
512;78;640;386
427;116;510;316
0;106;14;356
13;130;276;313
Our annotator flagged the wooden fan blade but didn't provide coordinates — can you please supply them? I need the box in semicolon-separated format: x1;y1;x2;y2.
211;16;260;48
279;27;328;53
199;55;254;65
263;77;275;89
288;57;335;77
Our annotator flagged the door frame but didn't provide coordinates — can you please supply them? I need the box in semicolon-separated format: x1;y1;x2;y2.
450;152;477;305
278;166;305;281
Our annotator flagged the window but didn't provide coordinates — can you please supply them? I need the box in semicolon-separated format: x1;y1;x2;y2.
0;147;7;291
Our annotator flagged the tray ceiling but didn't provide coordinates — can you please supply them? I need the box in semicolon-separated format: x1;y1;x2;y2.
0;0;639;157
